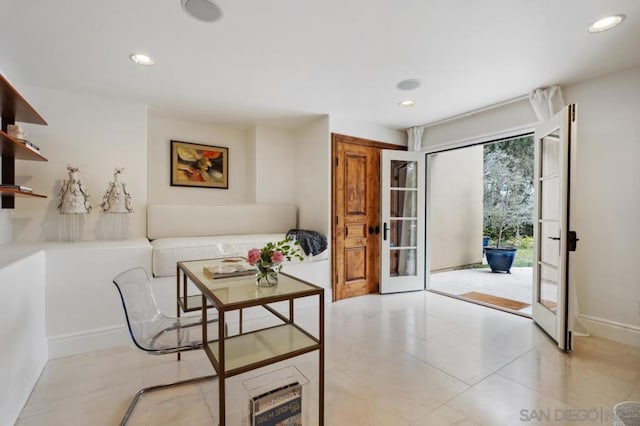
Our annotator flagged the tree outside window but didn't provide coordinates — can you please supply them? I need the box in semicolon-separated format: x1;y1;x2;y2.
483;136;534;248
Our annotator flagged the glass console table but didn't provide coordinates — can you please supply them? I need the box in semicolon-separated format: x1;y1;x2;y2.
177;258;325;425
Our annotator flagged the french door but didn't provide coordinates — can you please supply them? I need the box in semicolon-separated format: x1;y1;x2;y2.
532;104;578;351
380;150;426;293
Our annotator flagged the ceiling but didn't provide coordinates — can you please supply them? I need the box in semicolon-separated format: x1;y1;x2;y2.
1;0;639;129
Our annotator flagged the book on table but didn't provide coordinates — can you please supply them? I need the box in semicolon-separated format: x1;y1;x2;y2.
203;258;256;279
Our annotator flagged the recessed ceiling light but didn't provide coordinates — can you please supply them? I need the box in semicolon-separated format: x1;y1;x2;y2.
588;14;626;33
399;100;415;107
396;79;421;91
181;0;223;22
129;53;155;66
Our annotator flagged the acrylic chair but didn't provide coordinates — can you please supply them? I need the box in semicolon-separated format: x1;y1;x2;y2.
112;267;224;425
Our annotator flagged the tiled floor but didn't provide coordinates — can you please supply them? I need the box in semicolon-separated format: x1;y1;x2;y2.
17;291;640;425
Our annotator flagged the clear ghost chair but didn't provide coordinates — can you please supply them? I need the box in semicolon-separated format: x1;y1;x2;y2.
112;267;224;425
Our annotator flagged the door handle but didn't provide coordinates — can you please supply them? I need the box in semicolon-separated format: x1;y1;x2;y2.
383;223;389;240
375;225;380;234
568;231;579;252
548;236;560;241
368;226;374;235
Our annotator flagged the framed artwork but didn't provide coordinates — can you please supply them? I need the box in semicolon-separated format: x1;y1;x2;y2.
171;140;228;189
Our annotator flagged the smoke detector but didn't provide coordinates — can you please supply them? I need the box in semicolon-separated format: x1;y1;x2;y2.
181;0;223;22
396;79;421;91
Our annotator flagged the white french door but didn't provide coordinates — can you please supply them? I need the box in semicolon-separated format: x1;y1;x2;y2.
532;104;578;351
380;150;426;293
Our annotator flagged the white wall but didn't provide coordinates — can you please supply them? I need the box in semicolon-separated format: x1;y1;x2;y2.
253;126;296;205
429;146;484;270
45;239;152;358
246;127;257;203
564;66;640;343
0;249;47;426
294;116;331;236
147;114;250;205
422;98;537;151
0;210;11;245
331;116;406;147
10;86;148;242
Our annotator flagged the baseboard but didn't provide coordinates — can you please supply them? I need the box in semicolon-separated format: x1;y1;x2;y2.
578;314;640;348
47;290;332;359
47;325;130;359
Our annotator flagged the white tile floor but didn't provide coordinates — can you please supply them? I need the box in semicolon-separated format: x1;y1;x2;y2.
17;291;640;425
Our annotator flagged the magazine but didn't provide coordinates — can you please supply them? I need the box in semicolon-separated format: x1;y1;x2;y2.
203;258;256;279
250;382;302;426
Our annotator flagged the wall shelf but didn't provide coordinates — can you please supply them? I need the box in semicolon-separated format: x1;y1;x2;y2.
0;131;47;162
0;187;47;199
0;74;47;125
0;73;48;209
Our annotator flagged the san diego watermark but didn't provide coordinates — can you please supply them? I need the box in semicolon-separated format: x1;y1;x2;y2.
520;406;638;423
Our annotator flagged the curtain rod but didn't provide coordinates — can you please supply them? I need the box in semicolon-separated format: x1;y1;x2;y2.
417;93;529;130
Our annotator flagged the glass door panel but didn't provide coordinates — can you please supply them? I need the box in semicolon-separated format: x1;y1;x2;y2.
381;151;425;293
532;104;576;351
390;160;418;188
389;249;417;277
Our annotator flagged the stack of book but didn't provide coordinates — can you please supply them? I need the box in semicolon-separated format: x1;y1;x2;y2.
0;184;33;193
15;138;40;153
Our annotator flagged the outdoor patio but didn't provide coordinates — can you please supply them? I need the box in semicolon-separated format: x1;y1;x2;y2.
429;266;535;315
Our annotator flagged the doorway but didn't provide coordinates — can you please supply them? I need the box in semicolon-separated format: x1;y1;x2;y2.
331;134;403;301
427;134;535;316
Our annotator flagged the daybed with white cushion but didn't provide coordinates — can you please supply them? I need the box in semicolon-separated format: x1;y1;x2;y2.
147;204;330;318
147;204;328;278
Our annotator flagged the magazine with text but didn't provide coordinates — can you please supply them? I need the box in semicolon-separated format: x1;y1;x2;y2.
250;382;302;426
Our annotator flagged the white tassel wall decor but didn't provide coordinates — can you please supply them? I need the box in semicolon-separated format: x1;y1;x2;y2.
57;166;91;242
99;168;133;240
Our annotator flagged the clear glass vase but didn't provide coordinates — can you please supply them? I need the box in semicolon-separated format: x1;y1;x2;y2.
256;263;279;287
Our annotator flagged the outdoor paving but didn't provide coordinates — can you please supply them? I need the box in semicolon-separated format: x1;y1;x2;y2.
429;266;535;314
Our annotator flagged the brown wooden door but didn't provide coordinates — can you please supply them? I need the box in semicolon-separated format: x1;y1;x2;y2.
334;139;381;300
332;134;404;301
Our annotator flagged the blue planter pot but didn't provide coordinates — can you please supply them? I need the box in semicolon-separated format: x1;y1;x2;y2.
482;236;490;248
485;247;517;273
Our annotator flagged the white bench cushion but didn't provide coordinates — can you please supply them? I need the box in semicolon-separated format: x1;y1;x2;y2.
151;234;328;277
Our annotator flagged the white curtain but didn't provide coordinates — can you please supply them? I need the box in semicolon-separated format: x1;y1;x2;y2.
407;126;423;151
397;127;423;275
529;85;565;121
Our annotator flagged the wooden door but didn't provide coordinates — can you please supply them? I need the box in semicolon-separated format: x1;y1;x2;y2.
332;134;404;301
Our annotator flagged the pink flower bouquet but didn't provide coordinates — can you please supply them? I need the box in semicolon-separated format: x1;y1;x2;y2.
247;238;303;286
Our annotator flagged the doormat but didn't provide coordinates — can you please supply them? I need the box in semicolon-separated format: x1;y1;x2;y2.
459;292;530;311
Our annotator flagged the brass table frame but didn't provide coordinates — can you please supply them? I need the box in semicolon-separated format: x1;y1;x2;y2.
177;259;325;425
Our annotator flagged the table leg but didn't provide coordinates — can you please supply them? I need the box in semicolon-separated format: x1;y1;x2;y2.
319;292;325;425
289;299;294;323
202;294;208;343
218;309;226;425
176;266;181;362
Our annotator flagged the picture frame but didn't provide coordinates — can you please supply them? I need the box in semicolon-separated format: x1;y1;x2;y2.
170;140;228;189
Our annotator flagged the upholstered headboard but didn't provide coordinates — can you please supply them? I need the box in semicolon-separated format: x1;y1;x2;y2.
147;204;297;240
